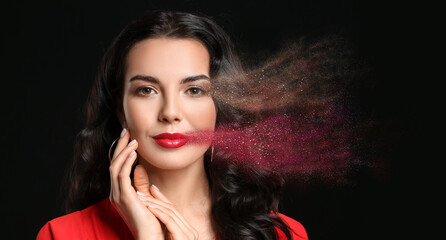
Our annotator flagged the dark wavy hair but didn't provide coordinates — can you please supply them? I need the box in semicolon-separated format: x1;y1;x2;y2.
64;10;292;239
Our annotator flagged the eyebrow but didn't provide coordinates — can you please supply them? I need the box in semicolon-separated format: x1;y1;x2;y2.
129;74;210;84
129;75;159;84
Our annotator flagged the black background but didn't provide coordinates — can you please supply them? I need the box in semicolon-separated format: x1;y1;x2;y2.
0;0;423;239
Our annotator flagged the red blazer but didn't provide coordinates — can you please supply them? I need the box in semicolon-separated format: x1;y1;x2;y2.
37;198;307;239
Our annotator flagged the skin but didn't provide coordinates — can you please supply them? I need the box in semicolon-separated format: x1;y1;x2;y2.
109;38;217;240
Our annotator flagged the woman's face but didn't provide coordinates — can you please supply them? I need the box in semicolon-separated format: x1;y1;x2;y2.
122;38;216;170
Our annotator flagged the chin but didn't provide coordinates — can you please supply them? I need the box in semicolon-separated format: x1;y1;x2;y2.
138;144;208;170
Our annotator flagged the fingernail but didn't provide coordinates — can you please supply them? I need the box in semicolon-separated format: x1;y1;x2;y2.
151;184;160;191
120;128;126;137
148;203;156;208
137;195;147;202
128;139;136;146
129;150;136;156
136;191;146;196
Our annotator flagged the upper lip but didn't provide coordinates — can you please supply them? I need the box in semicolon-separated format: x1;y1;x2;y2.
152;132;188;139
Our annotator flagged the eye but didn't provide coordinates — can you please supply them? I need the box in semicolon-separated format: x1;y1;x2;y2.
186;87;206;96
136;86;157;96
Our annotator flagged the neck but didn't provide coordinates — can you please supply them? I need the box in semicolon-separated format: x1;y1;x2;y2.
139;157;215;239
140;158;211;214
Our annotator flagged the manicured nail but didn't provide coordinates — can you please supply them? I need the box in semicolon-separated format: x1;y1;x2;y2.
151;184;160;191
128;139;136;146
137;195;147;202
120;128;126;137
129;150;136;156
136;191;146;196
148;203;156;208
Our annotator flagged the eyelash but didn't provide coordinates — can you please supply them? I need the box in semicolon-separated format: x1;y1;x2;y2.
135;86;207;97
136;86;156;96
186;87;207;96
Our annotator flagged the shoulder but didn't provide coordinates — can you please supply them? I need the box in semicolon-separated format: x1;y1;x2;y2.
275;212;308;240
36;198;132;240
37;212;82;239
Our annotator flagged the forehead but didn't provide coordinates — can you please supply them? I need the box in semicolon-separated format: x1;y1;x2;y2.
125;38;210;81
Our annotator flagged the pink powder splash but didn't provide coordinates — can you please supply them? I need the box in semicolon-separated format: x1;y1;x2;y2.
189;112;356;184
188;35;366;184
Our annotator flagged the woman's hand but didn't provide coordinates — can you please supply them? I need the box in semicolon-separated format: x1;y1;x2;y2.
136;185;199;240
109;128;163;239
110;128;198;239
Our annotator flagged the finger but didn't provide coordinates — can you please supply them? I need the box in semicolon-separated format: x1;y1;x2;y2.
133;165;151;196
109;139;138;199
147;203;193;239
150;185;171;203
109;128;128;199
137;192;199;239
110;139;138;171
118;147;139;195
111;128;131;163
144;190;196;237
149;185;195;230
110;130;137;186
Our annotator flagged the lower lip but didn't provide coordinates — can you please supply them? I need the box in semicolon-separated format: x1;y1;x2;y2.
153;138;188;148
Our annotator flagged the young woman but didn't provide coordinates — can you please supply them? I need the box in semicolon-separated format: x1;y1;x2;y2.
37;10;307;240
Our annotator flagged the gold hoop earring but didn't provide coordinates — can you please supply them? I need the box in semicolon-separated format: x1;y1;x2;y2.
108;137;119;161
210;145;214;163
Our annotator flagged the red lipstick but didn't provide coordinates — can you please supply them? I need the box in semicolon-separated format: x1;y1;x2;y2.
152;133;189;148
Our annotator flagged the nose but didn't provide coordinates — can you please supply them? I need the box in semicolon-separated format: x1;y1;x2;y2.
158;93;183;124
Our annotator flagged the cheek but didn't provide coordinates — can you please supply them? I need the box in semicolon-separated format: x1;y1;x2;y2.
124;98;157;136
183;98;217;130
